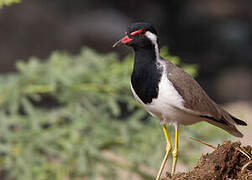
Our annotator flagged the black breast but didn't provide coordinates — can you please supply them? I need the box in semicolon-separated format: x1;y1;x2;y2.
131;55;163;104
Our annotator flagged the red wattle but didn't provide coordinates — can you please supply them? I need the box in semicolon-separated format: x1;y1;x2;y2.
121;36;132;44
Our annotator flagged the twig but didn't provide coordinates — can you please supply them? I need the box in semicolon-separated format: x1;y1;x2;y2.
190;137;217;150
241;160;252;171
235;146;251;160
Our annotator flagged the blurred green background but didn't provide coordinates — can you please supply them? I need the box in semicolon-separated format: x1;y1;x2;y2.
0;0;251;180
0;47;235;180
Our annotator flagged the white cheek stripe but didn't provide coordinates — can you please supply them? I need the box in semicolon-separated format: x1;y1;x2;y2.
145;31;159;58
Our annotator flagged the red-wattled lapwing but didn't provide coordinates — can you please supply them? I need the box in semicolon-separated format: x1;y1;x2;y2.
113;22;247;180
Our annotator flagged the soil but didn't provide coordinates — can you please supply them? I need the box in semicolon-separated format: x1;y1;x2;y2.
163;141;252;180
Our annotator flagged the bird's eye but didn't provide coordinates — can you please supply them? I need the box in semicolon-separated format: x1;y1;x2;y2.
139;29;146;35
137;29;146;36
129;29;145;37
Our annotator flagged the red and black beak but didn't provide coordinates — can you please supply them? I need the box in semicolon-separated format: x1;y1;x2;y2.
112;34;132;47
113;29;144;47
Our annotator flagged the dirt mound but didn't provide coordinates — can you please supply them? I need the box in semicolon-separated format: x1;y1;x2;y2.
164;141;252;180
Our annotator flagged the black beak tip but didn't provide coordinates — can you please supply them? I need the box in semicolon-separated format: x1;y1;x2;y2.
112;40;122;48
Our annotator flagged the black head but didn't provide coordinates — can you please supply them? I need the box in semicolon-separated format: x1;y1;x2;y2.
113;22;159;49
126;22;157;38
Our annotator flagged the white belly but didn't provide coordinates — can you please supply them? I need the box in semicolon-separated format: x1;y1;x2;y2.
130;72;200;125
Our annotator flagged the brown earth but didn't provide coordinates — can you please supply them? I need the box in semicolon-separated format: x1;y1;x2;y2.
163;141;252;180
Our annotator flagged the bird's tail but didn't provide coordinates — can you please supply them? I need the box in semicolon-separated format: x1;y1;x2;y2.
231;115;247;126
204;109;246;138
205;119;244;138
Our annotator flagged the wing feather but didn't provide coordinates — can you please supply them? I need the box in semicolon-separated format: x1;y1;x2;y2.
163;59;245;137
164;60;221;118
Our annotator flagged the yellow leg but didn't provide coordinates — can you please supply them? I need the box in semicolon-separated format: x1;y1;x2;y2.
156;125;172;180
171;125;179;175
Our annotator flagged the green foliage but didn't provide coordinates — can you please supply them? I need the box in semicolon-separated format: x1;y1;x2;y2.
0;47;231;180
0;0;20;8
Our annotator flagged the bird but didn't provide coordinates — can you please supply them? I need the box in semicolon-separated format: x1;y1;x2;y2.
113;22;247;180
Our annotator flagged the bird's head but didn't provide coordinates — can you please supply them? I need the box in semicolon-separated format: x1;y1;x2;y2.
113;22;159;49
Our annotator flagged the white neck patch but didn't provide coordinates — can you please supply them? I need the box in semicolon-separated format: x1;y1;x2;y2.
145;31;160;58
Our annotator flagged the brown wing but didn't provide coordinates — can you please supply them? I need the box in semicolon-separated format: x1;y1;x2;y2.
164;60;245;137
164;60;221;118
